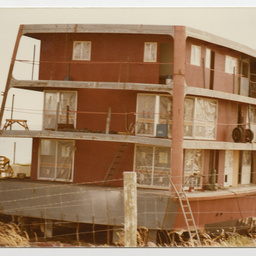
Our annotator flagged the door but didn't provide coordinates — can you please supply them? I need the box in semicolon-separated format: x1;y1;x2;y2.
159;43;173;84
240;151;251;185
224;150;233;187
240;59;250;96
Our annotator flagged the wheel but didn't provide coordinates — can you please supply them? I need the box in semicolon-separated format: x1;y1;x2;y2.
245;129;254;142
232;127;243;142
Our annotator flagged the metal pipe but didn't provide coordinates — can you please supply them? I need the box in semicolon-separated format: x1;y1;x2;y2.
31;44;36;80
10;94;15;130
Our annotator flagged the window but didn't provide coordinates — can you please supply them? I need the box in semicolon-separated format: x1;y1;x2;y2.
134;145;171;188
38;139;74;181
184;149;203;189
136;94;172;137
43;91;77;130
184;97;217;139
144;42;157;62
73;41;91;60
190;45;201;66
225;55;237;74
205;48;211;68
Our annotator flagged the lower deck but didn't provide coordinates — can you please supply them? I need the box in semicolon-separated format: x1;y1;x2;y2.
0;178;178;230
1;178;256;233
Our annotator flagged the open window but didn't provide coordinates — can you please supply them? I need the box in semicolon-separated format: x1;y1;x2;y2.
184;149;203;189
134;145;171;188
136;94;172;137
38;139;74;182
43;91;77;130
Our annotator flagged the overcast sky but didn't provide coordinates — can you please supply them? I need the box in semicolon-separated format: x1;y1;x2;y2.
1;6;256;163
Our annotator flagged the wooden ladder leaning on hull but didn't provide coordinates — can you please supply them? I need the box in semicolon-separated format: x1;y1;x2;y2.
169;178;201;247
102;143;127;185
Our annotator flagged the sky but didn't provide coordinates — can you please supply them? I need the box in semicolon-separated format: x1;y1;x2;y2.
1;5;256;164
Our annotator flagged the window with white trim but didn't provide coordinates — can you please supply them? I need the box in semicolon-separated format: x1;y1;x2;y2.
184;149;203;189
190;45;201;66
38;139;74;182
136;94;172;137
144;42;157;62
225;55;237;74
135;145;171;188
73;41;91;61
184;97;217;139
43;91;77;130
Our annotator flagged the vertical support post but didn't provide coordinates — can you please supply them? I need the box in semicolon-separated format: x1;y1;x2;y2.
118;62;122;83
171;26;186;192
106;107;111;134
10;94;15;130
66;105;70;125
55;102;60;131
0;25;23;129
13;142;16;164
124;172;137;247
126;57;130;83
233;67;236;94
31;44;36;80
202;58;206;89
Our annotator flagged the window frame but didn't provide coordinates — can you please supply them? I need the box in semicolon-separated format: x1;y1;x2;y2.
143;42;158;62
184;96;218;140
38;139;75;182
136;93;172;137
72;41;92;61
134;144;171;189
190;45;201;66
183;149;204;190
43;90;77;130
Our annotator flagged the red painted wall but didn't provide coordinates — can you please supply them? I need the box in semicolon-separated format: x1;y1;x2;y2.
217;99;238;142
185;37;240;94
73;141;134;186
30;139;134;186
76;89;137;133
30;33;173;84
174;195;256;229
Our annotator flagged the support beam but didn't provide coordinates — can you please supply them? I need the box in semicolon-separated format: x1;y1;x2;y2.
124;172;137;247
0;25;23;129
171;26;186;192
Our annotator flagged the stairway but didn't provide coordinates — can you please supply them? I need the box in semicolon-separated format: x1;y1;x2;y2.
169;178;201;246
102;143;127;185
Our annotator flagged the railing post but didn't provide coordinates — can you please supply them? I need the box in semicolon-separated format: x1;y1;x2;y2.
106;107;111;134
124;171;137;247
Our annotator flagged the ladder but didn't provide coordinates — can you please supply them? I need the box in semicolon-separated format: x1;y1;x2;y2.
169;179;201;246
102;143;127;184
